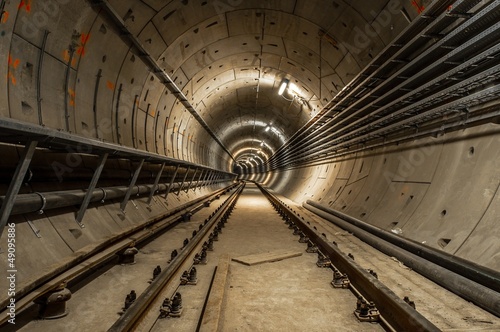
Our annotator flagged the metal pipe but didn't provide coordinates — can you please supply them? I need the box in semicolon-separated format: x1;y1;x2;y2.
306;200;500;293
259;185;440;331
303;202;500;317
2;183;174;216
0;178;231;217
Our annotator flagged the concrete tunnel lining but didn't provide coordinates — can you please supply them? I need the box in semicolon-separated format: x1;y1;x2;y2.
0;0;499;318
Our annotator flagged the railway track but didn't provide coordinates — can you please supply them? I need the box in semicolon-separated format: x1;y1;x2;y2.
0;183;239;330
5;182;500;331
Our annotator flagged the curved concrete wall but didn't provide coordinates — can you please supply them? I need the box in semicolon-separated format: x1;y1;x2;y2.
0;0;498;309
0;0;231;300
263;123;500;271
1;0;231;170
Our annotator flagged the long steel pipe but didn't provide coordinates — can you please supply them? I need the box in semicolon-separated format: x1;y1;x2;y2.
306;200;500;293
303;201;500;318
0;180;228;216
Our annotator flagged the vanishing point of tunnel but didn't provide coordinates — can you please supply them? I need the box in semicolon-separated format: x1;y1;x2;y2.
0;0;499;331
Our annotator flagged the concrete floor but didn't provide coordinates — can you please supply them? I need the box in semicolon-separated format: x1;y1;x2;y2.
11;183;500;332
156;183;380;331
214;185;381;332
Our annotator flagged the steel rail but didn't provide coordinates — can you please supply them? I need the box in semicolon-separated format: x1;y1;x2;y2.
303;201;500;318
257;184;440;332
108;182;245;332
306;200;500;293
0;184;236;325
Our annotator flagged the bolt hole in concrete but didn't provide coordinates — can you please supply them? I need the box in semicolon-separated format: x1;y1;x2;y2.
469;146;475;156
441;210;447;217
439;238;451;248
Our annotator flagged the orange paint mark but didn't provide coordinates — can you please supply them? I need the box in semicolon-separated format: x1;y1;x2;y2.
7;72;17;85
63;49;78;67
2;11;9;23
63;49;70;62
149;109;156;117
18;0;32;12
8;55;20;70
76;33;91;56
68;88;76;106
411;0;425;14
106;80;115;90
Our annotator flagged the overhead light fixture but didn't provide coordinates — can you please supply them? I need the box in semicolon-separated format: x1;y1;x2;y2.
278;78;289;96
265;126;271;132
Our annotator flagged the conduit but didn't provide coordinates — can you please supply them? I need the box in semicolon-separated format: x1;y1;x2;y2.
305;200;500;293
303;201;500;318
0;180;227;216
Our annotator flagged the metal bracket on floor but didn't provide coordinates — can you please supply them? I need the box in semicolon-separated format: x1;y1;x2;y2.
147;161;165;205
121;159;144;212
331;268;350;288
34;282;72;319
118;246;139;265
180;267;197;285
159;292;183;318
306;241;319;253
27;219;42;238
176;166;190;196
0;141;38;240
76;153;109;227
316;251;331;267
354;297;380;323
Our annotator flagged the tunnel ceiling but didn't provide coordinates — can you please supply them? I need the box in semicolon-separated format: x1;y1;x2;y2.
105;0;418;166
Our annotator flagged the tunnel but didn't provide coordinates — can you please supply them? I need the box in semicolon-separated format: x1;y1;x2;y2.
0;0;499;330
